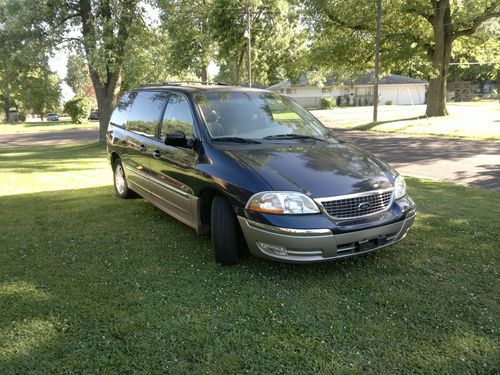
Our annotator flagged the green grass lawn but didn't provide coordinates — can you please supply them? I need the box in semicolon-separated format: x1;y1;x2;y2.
0;120;98;135
313;102;500;141
0;143;499;373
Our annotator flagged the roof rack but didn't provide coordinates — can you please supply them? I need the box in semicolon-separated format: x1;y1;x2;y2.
138;81;228;87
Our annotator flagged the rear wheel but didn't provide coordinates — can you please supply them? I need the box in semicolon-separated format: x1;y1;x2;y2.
211;195;241;265
113;159;134;199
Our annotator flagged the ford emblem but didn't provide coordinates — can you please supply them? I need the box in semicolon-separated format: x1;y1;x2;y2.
358;202;371;210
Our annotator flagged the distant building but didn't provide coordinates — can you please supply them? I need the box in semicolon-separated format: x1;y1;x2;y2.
268;72;428;107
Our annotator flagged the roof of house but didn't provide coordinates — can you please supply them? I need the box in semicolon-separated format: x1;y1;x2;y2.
268;72;427;89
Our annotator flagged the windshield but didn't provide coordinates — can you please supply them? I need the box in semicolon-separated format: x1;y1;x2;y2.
195;92;330;140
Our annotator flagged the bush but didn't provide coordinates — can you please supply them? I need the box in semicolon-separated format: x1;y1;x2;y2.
18;112;27;122
320;96;337;109
64;96;91;124
385;100;393;105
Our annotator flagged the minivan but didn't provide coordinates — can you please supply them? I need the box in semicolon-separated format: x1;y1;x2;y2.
106;84;416;264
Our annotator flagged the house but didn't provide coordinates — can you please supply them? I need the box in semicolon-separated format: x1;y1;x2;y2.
268;72;428;107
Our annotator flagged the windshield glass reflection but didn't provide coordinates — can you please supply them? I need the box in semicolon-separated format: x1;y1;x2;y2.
195;92;330;140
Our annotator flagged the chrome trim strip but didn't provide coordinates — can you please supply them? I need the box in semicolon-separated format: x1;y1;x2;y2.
315;187;394;202
315;187;395;220
123;164;192;199
246;219;332;236
286;250;324;256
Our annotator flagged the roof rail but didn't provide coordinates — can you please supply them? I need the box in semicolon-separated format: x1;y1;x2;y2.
138;81;228;87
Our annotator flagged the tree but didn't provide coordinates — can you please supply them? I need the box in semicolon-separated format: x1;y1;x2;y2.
18;68;62;120
0;0;54;121
120;27;197;92
156;0;215;83
66;54;92;97
305;0;500;117
209;0;306;85
409;0;500;116
48;0;144;143
448;19;500;94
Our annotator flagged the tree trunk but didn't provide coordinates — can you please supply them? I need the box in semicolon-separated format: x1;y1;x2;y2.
497;70;500;102
3;103;9;123
426;0;453;117
90;69;122;144
234;49;245;84
2;91;11;123
201;65;208;84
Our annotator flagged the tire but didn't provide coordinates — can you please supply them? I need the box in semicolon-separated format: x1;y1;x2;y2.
211;195;241;265
113;159;135;199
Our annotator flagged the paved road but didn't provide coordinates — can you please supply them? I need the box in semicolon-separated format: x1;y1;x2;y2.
0;129;98;147
1;128;498;190
333;129;500;190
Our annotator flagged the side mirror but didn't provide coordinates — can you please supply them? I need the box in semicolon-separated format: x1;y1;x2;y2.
164;132;188;147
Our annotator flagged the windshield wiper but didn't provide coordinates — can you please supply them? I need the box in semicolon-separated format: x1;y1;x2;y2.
212;137;261;144
263;134;326;141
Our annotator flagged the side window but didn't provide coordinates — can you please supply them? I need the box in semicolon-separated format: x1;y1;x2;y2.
161;94;194;139
110;92;136;127
125;91;169;137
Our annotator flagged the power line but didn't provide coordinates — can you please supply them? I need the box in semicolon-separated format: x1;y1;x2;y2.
449;62;500;65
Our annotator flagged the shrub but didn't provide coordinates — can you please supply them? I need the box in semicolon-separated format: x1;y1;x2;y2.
385;100;393;105
320;96;337;109
18;112;27;122
64;96;91;124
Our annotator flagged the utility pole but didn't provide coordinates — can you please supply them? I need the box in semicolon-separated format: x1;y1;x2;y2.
373;0;382;123
245;3;252;87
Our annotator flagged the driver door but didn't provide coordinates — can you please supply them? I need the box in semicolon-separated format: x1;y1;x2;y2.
148;93;198;228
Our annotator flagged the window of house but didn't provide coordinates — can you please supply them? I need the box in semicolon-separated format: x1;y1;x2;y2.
125;91;169;137
161;94;194;139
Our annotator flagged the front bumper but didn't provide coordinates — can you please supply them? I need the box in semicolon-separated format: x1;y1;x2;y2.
238;213;416;263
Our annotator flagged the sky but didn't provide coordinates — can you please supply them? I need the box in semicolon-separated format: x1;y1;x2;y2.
49;53;73;102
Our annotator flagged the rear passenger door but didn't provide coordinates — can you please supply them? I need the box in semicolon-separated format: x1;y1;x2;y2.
148;93;199;227
120;91;169;193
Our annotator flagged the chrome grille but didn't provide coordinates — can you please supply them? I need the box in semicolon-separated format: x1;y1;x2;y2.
318;189;393;219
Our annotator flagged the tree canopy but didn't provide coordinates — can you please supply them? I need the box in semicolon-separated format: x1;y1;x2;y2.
1;0;499;125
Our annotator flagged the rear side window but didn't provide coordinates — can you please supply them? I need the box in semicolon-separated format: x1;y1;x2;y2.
110;92;137;127
161;94;194;139
125;91;169;137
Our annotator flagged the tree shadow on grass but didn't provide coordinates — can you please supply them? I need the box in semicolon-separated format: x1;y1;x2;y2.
351;116;423;131
0;182;498;373
0;143;107;173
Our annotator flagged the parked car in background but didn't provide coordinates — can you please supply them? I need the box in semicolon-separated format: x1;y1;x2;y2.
106;83;416;265
89;110;100;120
47;113;59;121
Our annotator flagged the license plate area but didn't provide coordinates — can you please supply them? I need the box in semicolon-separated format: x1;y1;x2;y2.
356;235;387;252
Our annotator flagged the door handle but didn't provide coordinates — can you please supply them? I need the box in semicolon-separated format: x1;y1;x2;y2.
139;144;147;152
152;150;161;159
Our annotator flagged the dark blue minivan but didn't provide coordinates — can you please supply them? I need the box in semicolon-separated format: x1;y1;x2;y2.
106;84;416;264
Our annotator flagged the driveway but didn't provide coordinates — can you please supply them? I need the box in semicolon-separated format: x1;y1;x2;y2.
1;128;498;190
333;129;500;190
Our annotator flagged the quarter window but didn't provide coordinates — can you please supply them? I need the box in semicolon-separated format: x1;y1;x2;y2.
125;91;169;137
110;92;137;127
161;94;194;139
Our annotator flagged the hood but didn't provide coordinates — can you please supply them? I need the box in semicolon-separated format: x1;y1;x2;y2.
227;141;396;198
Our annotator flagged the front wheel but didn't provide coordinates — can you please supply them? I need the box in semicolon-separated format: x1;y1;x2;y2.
211;195;241;265
113;159;134;199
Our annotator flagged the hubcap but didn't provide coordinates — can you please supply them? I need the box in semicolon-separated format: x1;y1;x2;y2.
115;164;126;194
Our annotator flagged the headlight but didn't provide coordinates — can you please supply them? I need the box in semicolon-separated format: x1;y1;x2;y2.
394;175;406;199
246;191;320;214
